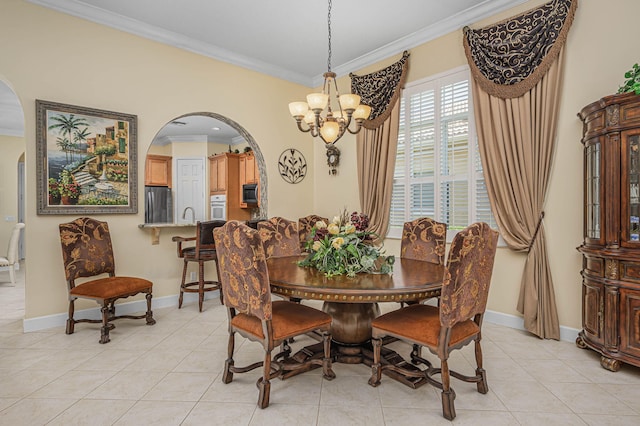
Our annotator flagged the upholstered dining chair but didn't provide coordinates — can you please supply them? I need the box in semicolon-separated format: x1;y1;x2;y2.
59;217;155;344
298;214;328;251
257;216;301;258
368;222;498;421
172;220;226;312
401;217;448;264
0;222;25;285
213;220;335;408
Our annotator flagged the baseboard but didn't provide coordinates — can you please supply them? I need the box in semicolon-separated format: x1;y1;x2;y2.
484;309;580;343
23;290;220;333
23;293;580;342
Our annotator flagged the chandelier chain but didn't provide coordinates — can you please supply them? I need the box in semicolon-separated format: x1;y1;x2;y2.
327;0;332;72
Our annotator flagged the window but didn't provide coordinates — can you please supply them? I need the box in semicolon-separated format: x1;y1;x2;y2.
388;66;496;240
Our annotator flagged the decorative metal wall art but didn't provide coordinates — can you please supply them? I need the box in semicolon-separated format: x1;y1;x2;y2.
278;148;307;184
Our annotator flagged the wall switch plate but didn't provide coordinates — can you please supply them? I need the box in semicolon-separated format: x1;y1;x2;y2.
5;216;15;222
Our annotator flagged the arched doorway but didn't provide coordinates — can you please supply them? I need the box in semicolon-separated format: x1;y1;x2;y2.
0;79;26;322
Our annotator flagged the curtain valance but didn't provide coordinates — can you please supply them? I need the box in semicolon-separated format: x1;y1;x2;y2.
463;0;577;99
350;51;409;129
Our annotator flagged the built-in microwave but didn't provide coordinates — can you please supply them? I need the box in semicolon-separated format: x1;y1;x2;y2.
242;183;258;205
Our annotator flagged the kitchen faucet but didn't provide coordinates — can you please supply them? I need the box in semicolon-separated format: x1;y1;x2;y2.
182;206;195;223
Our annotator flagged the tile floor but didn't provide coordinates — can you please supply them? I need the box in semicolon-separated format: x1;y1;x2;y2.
2;264;640;425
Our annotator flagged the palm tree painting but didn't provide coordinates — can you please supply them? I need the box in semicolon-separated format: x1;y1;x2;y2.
36;100;138;214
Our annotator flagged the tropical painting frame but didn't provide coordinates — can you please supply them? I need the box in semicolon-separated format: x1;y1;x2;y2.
36;100;138;215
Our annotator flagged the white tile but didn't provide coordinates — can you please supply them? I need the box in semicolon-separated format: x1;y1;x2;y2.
545;382;636;415
142;372;216;401
317;404;385;426
113;400;195;426
181;401;255;426
249;403;318;425
0;398;76;425
47;399;136;426
85;370;167;400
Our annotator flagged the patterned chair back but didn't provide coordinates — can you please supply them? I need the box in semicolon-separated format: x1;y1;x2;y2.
59;217;115;285
214;220;272;320
298;215;328;249
400;217;448;264
257;216;301;258
440;222;498;328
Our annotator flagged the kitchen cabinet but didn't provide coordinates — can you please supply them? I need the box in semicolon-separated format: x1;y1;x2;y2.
240;152;258;184
577;92;640;371
239;152;259;208
145;154;172;187
209;154;227;193
209;153;249;221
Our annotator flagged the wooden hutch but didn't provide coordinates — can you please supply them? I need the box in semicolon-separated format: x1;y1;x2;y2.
577;92;640;371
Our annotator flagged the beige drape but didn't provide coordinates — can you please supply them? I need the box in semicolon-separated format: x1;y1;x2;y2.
356;101;400;238
471;49;564;340
352;53;409;238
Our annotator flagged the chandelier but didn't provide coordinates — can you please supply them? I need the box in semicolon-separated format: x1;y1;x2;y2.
288;0;371;145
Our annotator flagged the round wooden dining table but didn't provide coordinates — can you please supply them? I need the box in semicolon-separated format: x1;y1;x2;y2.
266;255;445;345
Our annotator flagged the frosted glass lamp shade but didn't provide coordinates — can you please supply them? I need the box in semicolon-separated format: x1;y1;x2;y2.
353;104;372;120
320;121;340;143
304;110;316;125
307;93;329;110
339;94;361;111
288;101;309;117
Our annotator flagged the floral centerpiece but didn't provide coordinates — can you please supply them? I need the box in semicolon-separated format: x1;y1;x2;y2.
298;210;394;277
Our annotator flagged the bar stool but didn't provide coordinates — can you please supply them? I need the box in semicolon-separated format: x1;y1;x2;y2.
172;220;226;311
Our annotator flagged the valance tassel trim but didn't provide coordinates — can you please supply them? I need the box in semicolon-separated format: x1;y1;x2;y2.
463;0;577;99
350;51;410;129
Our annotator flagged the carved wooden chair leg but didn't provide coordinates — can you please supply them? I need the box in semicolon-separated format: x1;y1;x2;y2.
99;304;111;344
475;339;488;393
440;358;456;421
145;293;156;325
258;350;273;409
66;300;75;335
223;331;235;384
368;337;382;387
322;331;336;380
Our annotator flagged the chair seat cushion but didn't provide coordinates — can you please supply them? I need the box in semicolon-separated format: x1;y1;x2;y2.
70;276;152;300
182;247;217;261
372;304;479;348
231;300;332;340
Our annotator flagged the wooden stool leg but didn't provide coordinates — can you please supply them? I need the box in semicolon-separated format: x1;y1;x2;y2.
198;260;205;312
179;260;188;309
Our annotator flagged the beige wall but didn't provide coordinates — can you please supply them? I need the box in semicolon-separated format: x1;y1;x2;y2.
1;0;638;333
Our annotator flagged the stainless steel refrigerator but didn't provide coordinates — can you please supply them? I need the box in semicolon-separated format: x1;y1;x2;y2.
145;186;173;223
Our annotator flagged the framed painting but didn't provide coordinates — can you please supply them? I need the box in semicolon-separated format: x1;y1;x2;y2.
36;100;138;214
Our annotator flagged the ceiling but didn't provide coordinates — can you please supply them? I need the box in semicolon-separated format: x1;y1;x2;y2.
2;0;526;138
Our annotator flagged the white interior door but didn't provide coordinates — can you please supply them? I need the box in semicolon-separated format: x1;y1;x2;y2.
174;157;205;224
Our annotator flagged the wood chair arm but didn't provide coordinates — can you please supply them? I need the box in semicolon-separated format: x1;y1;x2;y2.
172;235;196;258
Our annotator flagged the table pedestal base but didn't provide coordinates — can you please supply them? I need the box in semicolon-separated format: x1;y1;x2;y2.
281;301;428;388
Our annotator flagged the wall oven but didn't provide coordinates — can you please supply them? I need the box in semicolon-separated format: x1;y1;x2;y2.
242;183;258;205
210;194;226;220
